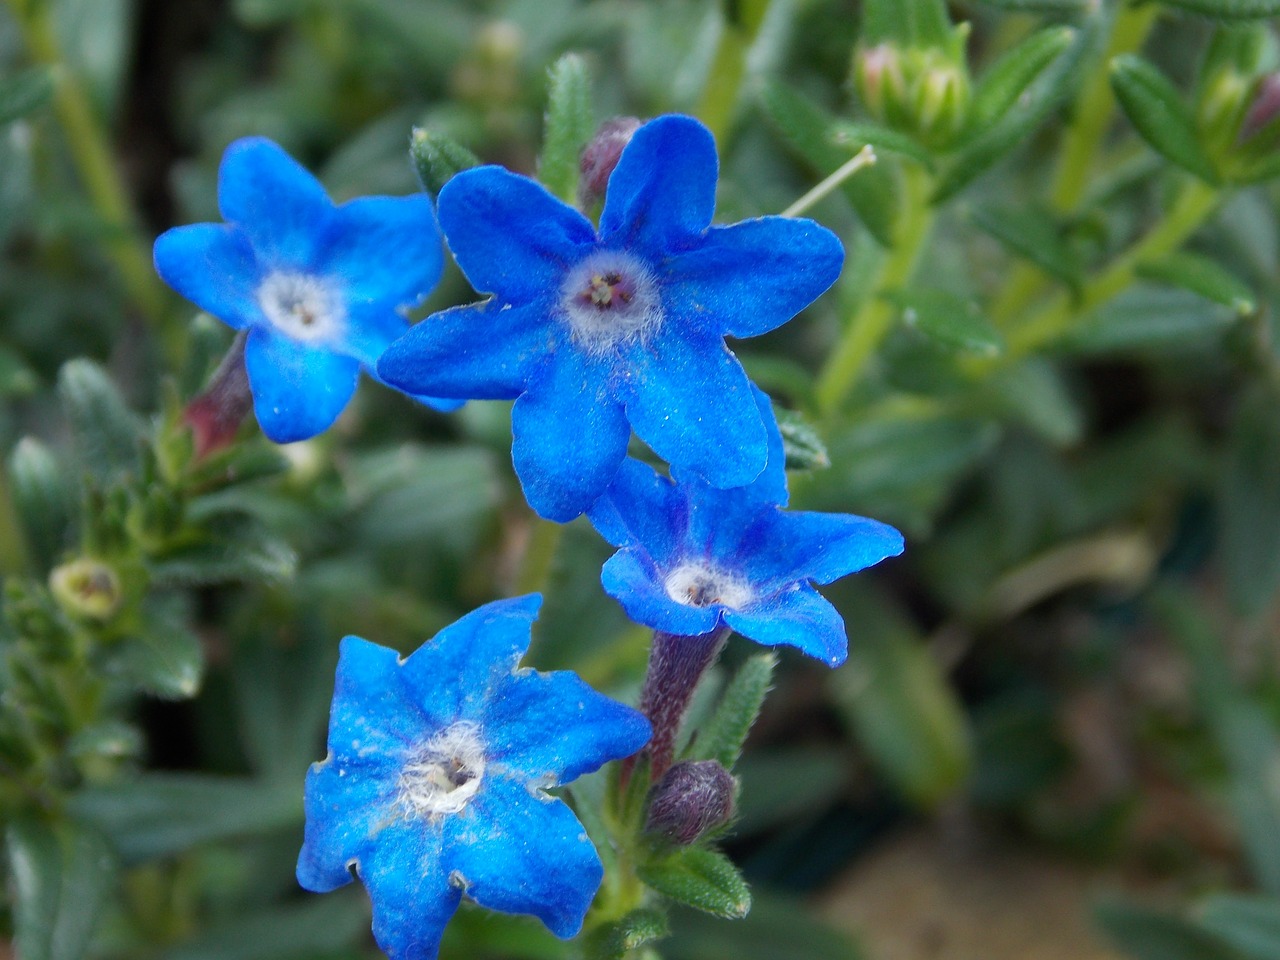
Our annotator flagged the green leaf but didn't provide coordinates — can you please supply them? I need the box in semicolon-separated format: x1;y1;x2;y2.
1111;55;1218;181
830;588;971;807
7;818;116;960
57;359;142;482
1137;251;1256;314
861;0;952;47
581;909;671;960
1096;900;1243;960
733;748;848;835
160;889;372;960
409;126;480;196
776;409;829;471
1061;287;1238;354
829;121;932;166
759;82;898;246
969;0;1088;9
886;288;1004;356
0;67;54;126
69;774;301;863
105;597;204;699
689;652;776;769
1198;895;1280;960
983;359;1084;446
666;891;865;960
7;438;73;573
148;519;297;586
539;53;593;204
969;203;1082;285
968;26;1076;133
638;846;752;919
1157;0;1280;18
1220;390;1280;616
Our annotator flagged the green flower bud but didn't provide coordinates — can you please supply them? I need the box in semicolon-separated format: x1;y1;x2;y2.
854;44;909;127
49;558;122;622
853;28;971;148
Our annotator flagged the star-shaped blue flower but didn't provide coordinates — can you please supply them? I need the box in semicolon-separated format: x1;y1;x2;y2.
587;389;905;667
154;137;457;443
297;595;650;960
376;115;844;522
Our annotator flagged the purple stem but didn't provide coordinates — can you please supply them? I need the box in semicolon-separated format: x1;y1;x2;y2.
636;626;730;781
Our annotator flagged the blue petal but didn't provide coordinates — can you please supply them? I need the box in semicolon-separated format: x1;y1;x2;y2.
327;636;426;760
723;584;849;667
446;775;602;939
511;353;630;522
153;223;262;329
600;551;722;636
377;300;553;401
484;669;650;784
244;327;360;443
359;820;460;960
341;303;463;415
671;382;789;508
599;115;717;258
438;166;596;305
666;217;844;338
321;194;443;310
297;752;403;892
744;511;905;592
218;137;335;268
621;325;766;490
587;458;686;563
398;595;540;722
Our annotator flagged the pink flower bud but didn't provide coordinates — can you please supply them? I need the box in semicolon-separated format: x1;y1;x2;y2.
578;117;642;209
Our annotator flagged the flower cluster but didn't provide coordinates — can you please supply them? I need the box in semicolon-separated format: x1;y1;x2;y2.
156;115;903;959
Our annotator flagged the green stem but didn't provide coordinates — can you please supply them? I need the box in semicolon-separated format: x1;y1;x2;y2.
8;0;173;344
1005;178;1221;357
815;163;935;415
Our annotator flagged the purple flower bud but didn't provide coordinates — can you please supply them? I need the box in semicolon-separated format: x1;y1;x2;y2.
646;759;736;845
184;333;252;458
578;117;642;209
1241;73;1280;142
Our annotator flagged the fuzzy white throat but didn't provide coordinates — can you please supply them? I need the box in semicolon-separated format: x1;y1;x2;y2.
398;722;486;818
664;562;753;611
559;250;663;352
257;271;345;344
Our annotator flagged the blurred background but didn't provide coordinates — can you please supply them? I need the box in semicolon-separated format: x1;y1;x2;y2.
2;0;1280;958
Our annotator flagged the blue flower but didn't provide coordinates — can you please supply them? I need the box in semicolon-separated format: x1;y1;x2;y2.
296;595;650;960
377;115;844;522
587;389;904;667
154;137;457;444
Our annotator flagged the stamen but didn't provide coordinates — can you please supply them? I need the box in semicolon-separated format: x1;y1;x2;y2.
664;563;753;610
560;250;662;352
257;271;345;344
398;721;486;818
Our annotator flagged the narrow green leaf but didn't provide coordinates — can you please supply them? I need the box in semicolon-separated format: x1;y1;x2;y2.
734;748;848;835
1199;894;1280;960
968;26;1076;132
1096;900;1243;960
1060;287;1238;354
57;359;142;482
0;67;54;127
638;846;752;919
689;653;776;769
105;598;204;700
1157;0;1280;18
1111;54;1218;181
409;127;480;196
581;908;671;960
149;519;297;586
1137;251;1256;314
776;409;829;471
69;774;302;863
1220;391;1280;616
539;53;593;204
969;0;1088;9
861;0;952;47
830;588;971;807
970;204;1082;285
829;121;932;166
7;818;116;960
983;359;1084;446
885;288;1004;356
7;438;73;573
759;82;898;246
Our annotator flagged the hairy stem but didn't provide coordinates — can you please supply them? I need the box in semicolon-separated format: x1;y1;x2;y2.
637;628;730;781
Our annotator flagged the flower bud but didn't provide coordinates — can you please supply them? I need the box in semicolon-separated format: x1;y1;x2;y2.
49;558;122;622
578;116;642;210
1241;73;1280;143
853;44;908;127
645;759;736;845
853;37;970;148
185;333;252;459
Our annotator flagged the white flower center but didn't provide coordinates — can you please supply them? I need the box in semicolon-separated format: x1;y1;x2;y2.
558;250;662;352
398;721;486;818
257;271;344;343
664;562;753;610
